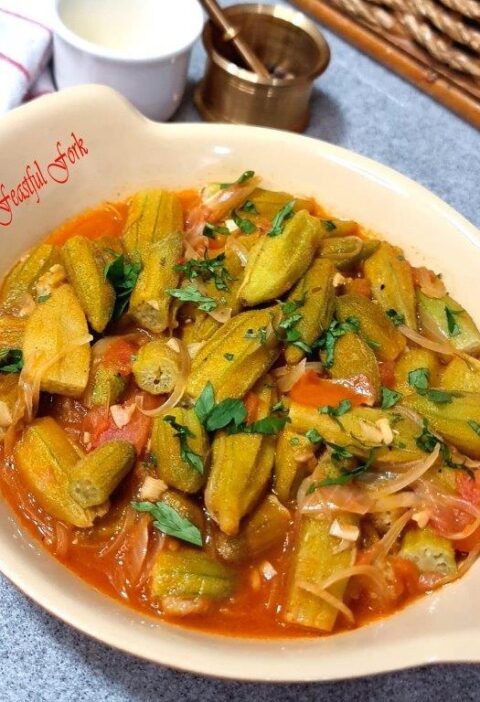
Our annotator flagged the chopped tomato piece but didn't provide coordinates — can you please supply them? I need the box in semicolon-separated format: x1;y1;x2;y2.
46;202;128;245
207;234;228;251
103;339;137;377
348;277;371;298
456;471;480;506
176;188;201;223
390;556;421;598
378;361;396;389
84;404;151;454
289;370;366;408
244;391;260;424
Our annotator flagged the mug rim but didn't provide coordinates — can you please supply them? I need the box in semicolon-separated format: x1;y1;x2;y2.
53;0;204;64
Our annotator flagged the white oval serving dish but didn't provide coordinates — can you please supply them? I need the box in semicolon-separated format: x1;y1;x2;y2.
0;85;479;682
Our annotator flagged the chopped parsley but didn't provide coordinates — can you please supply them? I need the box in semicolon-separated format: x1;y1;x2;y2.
244;326;268;345
315;316;361;368
366;338;381;350
311;449;377;490
37;293;51;303
166;285;217;313
233;211;256;234
174;253;232;291
224;352;235;361
203;223;230;239
408;367;458;404
0;348;23;374
318;400;352;427
445;306;462;337
380;386;402;409
278;298;312;354
468;420;480;437
321;219;336;233
267;200;296;237
241;200;258;214
104;253;142;320
194;382;289;436
143;452;157;467
132;501;202;546
416;419;473;476
219;170;255;190
305;428;323;445
386;309;405;327
163;415;204;475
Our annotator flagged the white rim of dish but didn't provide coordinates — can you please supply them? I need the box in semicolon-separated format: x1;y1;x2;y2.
0;85;479;682
52;0;205;63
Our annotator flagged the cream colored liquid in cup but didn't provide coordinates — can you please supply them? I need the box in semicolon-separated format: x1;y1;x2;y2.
58;0;200;58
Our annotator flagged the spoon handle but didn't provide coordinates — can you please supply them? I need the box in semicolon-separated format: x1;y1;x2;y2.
199;0;271;79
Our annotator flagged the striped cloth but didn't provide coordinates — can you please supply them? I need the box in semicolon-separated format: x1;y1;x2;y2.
0;1;55;113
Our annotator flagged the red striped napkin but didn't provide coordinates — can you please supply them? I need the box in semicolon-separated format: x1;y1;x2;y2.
0;1;54;113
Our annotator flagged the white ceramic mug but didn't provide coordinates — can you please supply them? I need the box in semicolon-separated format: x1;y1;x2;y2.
52;0;204;121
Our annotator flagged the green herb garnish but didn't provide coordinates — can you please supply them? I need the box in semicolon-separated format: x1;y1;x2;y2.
174;253;232;291
0;348;23;374
312;449;376;490
132;501;202;546
321;220;336;233
224;352;234;361
408;367;458;404
163;415;204;474
37;294;51;303
380;386;402;409
305;428;323;445
219;170;255;190
445;306;462;337
386;309;405;327
278;298;312;354
468;420;480;437
241;200;258;214
233;212;256;234
203;223;230;239
315;316;361;368
166;285;217;313
104;254;142;320
267;200;295;237
244;326;268;345
318;400;352;426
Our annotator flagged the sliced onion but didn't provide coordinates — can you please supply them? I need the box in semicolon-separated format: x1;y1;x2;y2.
298;580;355;623
367;444;441;498
415;478;480;540
136;531;167;589
369;492;419;512
122;513;150;587
208;306;232;324
299;481;375;516
367;510;414;564
226;238;249;266
53;522;71;559
398;324;455;355
187;341;206;359
136;337;190;416
205;177;260;222
274;359;307;392
98;507;136;559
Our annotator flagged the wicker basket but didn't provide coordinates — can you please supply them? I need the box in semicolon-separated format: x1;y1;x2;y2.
292;0;480;127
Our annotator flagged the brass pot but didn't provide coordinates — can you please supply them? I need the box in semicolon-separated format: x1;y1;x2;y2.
195;3;331;133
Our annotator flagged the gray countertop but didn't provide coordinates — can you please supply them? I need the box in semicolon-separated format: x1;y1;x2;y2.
1;2;480;701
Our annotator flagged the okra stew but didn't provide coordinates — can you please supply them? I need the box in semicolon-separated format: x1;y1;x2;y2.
1;171;480;638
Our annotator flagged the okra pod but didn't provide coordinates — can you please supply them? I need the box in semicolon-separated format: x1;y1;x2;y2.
284;490;358;632
336;293;406;362
289;400;424;465
205;380;276;535
0;243;59;311
122;189;183;262
440;356;480;393
403;391;480;458
151;407;208;493
394;348;440;394
418;290;480;355
83;365;126;408
129;233;183;333
274;430;313;503
22;284;91;398
14;417;104;527
61;235;115;332
132;339;181;395
240;210;323;306
0;314;26;351
187;307;280;401
69;440;136;508
364;242;417;329
319;237;379;270
329;331;381;401
246;188;315;220
284;258;335;365
150;548;237;600
399;526;456;575
216;494;290;563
